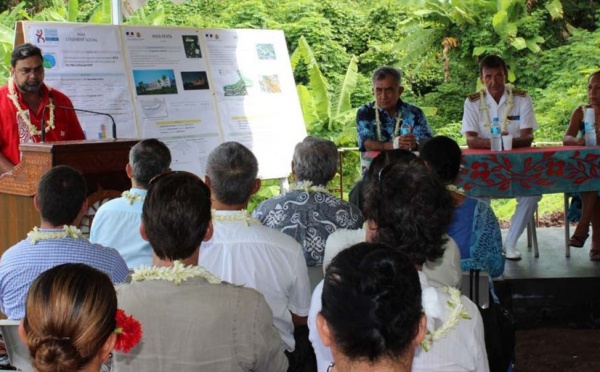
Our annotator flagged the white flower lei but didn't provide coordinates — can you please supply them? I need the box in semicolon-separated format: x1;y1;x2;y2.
479;83;514;131
122;190;145;205
8;78;55;136
290;181;330;194
27;225;84;244
212;209;258;226
446;184;465;195
420;286;471;352
374;102;402;141
131;260;221;285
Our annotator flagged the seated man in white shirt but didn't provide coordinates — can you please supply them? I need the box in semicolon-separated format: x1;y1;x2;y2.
461;55;541;260
90;139;171;269
199;142;312;370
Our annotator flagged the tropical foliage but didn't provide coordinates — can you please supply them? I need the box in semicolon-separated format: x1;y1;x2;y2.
1;0;599;218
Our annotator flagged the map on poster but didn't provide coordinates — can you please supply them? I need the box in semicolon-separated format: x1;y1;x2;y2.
20;22;307;179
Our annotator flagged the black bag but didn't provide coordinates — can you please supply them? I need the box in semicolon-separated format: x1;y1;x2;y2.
466;270;515;372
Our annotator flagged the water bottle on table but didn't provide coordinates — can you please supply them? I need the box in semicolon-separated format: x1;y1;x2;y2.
490;117;502;151
584;108;596;146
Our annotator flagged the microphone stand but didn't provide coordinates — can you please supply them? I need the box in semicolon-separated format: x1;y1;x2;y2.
55;106;118;139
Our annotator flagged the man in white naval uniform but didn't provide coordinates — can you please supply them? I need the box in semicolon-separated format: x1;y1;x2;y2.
461;54;541;260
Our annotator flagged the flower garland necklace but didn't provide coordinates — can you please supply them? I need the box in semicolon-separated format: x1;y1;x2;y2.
291;181;330;194
420;286;471;352
446;184;465;195
479;83;514;131
27;225;84;244
374;102;402;141
8;78;55;137
122;190;145;205
131;260;221;285
211;209;258;226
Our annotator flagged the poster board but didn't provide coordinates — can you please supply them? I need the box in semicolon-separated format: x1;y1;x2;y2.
16;22;307;179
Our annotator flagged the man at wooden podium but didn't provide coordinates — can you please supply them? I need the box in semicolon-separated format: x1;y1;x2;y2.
0;43;85;174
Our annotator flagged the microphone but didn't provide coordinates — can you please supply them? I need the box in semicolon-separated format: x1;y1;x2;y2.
40;104;48;143
54;105;118;139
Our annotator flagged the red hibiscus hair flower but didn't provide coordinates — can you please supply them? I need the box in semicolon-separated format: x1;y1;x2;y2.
114;309;142;353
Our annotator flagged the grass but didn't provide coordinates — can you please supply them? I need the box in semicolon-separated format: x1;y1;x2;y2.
491;193;565;223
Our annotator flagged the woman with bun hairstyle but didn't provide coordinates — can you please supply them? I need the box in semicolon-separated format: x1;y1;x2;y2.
19;263;141;372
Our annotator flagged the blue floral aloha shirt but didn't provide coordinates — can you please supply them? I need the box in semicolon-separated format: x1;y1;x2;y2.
356;100;433;152
252;189;364;267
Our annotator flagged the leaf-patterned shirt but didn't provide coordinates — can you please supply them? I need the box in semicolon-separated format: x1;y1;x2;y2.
253;189;364;267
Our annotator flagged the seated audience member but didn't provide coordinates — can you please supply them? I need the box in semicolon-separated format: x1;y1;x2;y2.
317;243;426;372
115;171;287;371
0;165;128;320
330;150;462;288
309;161;488;372
563;71;600;260
20;263;141;372
253;136;364;271
420;136;504;277
91;139;171;269
199;142;311;369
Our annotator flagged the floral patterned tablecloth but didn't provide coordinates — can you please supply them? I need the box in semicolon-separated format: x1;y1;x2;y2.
455;146;600;198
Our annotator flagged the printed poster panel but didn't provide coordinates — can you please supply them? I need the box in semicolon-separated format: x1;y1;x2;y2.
120;26;222;176
24;22;137;138
202;29;307;179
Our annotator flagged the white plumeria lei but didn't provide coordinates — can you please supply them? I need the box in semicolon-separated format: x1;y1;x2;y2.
479;83;514;131
420;286;471;352
446;184;465;195
27;225;84;244
374;102;402;141
122;190;145;205
131;260;221;285
8;78;55;136
211;209;258;226
290;181;330;194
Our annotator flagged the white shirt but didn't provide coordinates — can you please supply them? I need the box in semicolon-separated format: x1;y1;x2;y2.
308;272;489;372
198;210;312;352
90;188;151;269
461;87;538;138
324;228;462;288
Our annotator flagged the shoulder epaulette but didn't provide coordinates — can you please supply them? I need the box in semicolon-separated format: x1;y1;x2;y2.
467;92;482;102
512;89;527;97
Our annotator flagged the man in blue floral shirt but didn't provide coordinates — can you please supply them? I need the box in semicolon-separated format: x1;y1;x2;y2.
356;66;433;168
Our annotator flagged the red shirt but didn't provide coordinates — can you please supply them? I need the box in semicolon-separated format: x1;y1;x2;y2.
0;83;86;165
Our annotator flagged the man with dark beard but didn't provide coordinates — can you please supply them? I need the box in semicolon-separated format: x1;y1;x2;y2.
0;43;85;174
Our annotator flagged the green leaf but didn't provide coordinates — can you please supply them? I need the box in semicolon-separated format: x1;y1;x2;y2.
525;39;541;53
511;37;526;50
331;55;358;127
67;0;79;22
545;0;563;20
296;85;319;126
492;10;507;36
472;46;487;56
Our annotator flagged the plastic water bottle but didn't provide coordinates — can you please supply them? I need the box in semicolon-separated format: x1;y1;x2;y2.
584;108;597;146
400;121;411;136
490;117;502;151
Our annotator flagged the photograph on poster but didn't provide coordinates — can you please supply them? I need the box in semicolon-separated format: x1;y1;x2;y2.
223;71;252;96
258;75;281;93
256;44;276;60
181;71;210;90
182;35;202;58
133;69;178;95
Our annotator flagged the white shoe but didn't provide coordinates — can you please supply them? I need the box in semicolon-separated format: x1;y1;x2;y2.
504;246;522;260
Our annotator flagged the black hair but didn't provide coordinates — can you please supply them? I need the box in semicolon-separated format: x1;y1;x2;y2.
321;242;422;363
419;136;462;184
143;171;212;260
479;55;508;77
362;160;453;265
37;166;87;226
11;43;43;67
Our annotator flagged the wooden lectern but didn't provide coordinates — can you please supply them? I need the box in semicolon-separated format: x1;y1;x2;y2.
0;139;139;253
